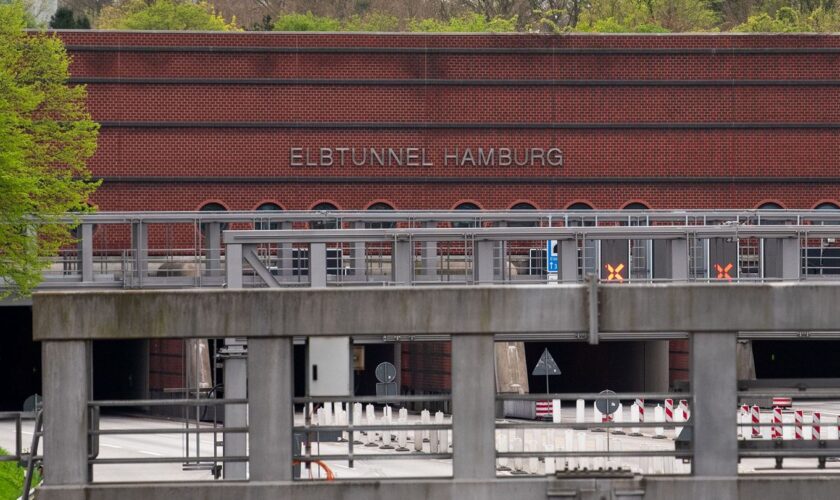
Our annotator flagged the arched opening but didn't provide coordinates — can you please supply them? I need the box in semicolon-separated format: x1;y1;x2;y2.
255;202;283;230
366;202;395;229
310;202;339;230
452;202;480;229
508;202;538;228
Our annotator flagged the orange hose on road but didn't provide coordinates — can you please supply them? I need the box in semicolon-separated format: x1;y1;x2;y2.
294;460;335;480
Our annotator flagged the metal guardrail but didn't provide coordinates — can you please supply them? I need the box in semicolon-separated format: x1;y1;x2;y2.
11;209;840;292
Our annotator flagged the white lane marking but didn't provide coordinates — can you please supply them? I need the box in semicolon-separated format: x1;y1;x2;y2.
138;450;163;456
101;444;123;449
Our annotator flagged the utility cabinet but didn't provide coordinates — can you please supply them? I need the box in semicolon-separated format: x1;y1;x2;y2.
308;337;351;396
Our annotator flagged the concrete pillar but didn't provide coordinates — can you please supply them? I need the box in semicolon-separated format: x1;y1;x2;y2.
474;240;494;284
452;335;495;479
225;244;243;289
223;357;247;479
131;222;148;284
393;239;412;285
205;222;222;277
43;340;90;485
79;223;93;282
559;240;578;282
248;337;293;481
310;243;327;288
643;341;670;392
351;221;366;281
691;332;738;479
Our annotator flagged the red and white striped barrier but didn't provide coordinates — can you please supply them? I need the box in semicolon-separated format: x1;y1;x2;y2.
772;406;783;440
772;397;792;408
813;411;822;440
751;405;761;439
795;409;804;440
635;398;645;423
739;405;750;439
665;399;674;423
678;399;689;422
535;401;552;420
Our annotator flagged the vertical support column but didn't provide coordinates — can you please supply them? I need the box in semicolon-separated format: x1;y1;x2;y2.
80;223;94;282
205;222;222;277
43;340;90;485
420;222;437;281
225;244;243;289
474;240;494;284
279;221;293;280
223;356;248;479
671;238;689;281
692;332;738;479
224;244;247;480
559;239;578;282
248;337;293;481
131;222;148;285
452;334;495;479
351;221;366;281
781;237;800;280
392;238;412;285
310;243;327;288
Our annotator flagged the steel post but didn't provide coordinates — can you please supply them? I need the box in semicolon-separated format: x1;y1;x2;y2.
560;240;578;282
223;357;247;479
80;223;94;282
393;239;412;285
310;243;327;288
205;222;222;277
474;240;495;284
225;244;243;289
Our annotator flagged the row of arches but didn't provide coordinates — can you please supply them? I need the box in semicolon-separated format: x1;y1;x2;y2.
197;201;840;212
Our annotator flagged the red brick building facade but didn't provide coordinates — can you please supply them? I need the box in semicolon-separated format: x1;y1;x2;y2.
58;31;840;394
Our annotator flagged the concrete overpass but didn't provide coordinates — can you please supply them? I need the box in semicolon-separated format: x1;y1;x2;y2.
30;283;840;500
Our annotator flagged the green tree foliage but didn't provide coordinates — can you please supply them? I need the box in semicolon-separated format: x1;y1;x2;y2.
272;11;342;30
734;4;840;30
273;10;516;32
50;7;92;28
408;12;518;31
0;2;99;296
97;0;239;30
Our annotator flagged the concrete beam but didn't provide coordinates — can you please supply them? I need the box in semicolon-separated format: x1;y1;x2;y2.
32;283;840;341
32;286;587;340
452;335;495;479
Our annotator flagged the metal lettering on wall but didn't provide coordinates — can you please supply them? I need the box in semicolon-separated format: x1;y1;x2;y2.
289;147;563;167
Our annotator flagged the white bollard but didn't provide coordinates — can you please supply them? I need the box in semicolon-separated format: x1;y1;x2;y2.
612;403;625;435
380;411;394;449
511;432;525;474
564;430;575;470
552;399;562;424
594;435;606;470
738;405;749;439
435;412;448;451
429;421;440;453
577;433;589;470
421;409;431;442
575;399;585;429
338;409;348;442
592;402;605;432
653;404;666;439
497;428;510;471
365;404;378;447
396;408;409;451
324;401;333;425
630;403;642;436
414;421;423;452
543;429;555;474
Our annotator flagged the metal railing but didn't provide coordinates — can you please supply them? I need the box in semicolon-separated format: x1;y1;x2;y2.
11;209;840;291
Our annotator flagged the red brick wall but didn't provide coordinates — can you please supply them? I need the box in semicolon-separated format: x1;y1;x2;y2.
57;31;840;390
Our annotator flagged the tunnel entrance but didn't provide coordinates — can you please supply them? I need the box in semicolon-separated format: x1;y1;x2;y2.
0;306;40;411
753;341;840;379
